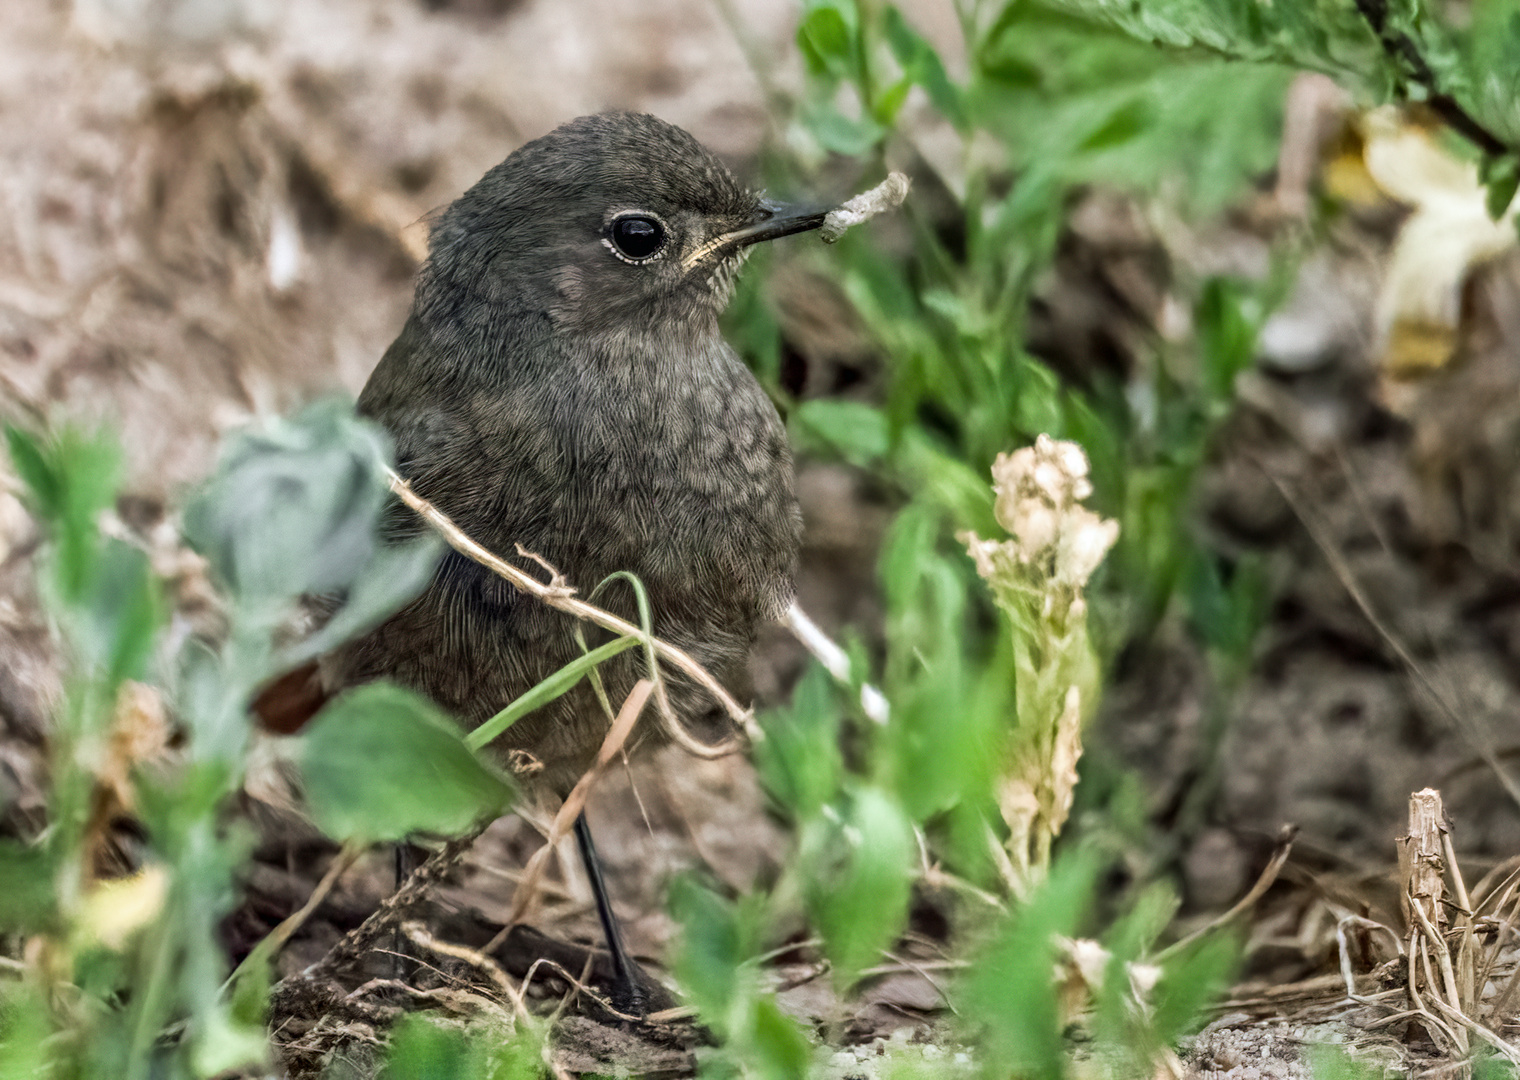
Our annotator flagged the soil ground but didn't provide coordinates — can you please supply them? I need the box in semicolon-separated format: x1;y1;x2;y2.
4;1;1520;1075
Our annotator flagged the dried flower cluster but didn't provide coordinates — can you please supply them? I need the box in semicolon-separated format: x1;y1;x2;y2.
964;434;1119;625
963;435;1119;890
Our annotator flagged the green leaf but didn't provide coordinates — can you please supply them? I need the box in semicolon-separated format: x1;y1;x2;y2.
873;76;914;126
668;876;747;1027
791;399;890;468
957;851;1099;1077
298;682;513;842
184;399;396;606
277;535;442;668
755;664;843;822
797;0;859;80
883;5;968;129
751;996;811;1080
385;1014;475;1079
1481;153;1520;220
802;787;915;988
799;98;887;156
1151;931;1237;1045
1183;550;1270;666
0;985;52;1079
466;633;640;751
5;425;121;603
384;1001;549;1078
87;540;164;686
3;426;59;519
1195;277;1262;402
0;841;57;932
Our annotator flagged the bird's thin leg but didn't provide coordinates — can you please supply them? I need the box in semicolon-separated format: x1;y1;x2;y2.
573;811;645;1016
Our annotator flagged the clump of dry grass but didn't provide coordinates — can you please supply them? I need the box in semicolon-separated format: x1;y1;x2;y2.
1385;788;1520;1066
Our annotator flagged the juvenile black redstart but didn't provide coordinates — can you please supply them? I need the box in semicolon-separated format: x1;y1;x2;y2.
264;113;828;1012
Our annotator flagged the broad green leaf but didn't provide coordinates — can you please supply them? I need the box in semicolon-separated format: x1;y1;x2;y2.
185;400;395;606
299;682;513;842
802;787;915;988
791;399;890;468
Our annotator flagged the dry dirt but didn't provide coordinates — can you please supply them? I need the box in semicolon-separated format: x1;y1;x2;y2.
5;1;1520;1076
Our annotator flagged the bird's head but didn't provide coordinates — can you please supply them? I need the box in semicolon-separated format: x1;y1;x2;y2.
417;112;827;337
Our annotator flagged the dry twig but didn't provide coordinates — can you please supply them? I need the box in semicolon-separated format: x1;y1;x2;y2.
486;680;652;949
272;819;493;1002
1156;826;1298;963
387;469;757;752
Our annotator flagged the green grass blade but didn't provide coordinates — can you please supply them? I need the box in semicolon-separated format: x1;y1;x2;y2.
466;634;641;751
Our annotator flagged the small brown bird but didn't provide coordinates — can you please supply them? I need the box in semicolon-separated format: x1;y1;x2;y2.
259;113;827;1011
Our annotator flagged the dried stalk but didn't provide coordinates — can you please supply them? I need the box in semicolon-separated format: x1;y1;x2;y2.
1155;825;1297;963
226;840;366;991
486;680;652;950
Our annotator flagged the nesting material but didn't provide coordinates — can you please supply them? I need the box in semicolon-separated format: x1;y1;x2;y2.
820;172;911;243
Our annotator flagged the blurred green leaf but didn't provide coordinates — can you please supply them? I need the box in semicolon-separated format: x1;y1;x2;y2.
797;0;860;80
1092;882;1180;1057
755;664;843;822
669;877;809;1078
0;841;57;933
1151;931;1237;1046
883;6;968;129
384;1013;545;1080
750;996;811;1080
791;399;890;468
1480;152;1520;220
298;683;513;843
185;400;404;608
5;425;121;604
669;875;749;1027
1196;277;1263;403
958;851;1099;1078
1307;1044;1402;1080
1184;551;1270;667
85;540;164;686
278;537;441;668
802;786;915;988
799;98;887;155
3;426;59;519
0;985;52;1080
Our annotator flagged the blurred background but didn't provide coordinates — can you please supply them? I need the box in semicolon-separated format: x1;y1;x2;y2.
7;0;1520;1072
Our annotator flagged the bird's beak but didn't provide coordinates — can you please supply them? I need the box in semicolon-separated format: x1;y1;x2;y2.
730;199;832;246
683;198;830;269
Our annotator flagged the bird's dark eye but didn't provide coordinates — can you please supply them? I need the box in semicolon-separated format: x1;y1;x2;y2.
609;215;665;261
